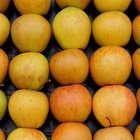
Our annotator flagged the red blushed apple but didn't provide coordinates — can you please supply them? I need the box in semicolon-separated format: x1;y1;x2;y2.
0;129;5;140
7;128;47;140
134;0;140;13
93;85;137;127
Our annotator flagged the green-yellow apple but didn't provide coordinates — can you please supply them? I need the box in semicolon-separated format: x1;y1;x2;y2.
134;0;140;13
0;13;10;46
11;14;51;52
92;11;132;47
8;90;49;128
0;129;5;140
132;48;140;81
9;52;49;90
0;90;7;121
93;127;133;140
90;46;132;86
0;0;11;13
134;125;140;140
13;0;51;15
7;128;47;140
133;15;140;45
52;122;92;140
53;7;91;50
0;49;9;84
56;0;90;10
93;0;132;12
50;49;89;85
93;85;137;127
50;84;92;122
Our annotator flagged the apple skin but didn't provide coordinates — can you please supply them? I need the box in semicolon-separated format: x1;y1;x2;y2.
53;7;91;50
0;49;9;84
0;90;7;121
52;122;92;140
136;88;140;110
56;0;90;10
0;13;10;46
92;11;132;47
11;14;51;53
8;89;49;128
133;15;140;46
93;127;133;140
132;48;140;81
134;125;140;140
90;46;132;86
50;84;92;122
9;52;49;90
0;0;10;13
13;0;51;15
93;85;137;127
93;0;132;12
134;0;140;13
0;129;5;140
7;128;47;140
50;49;89;85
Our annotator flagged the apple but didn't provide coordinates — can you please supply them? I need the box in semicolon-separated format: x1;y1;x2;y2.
50;84;92;122
50;49;89;85
0;49;9;84
0;0;10;13
136;88;140;109
93;85;137;127
92;11;132;47
90;46;132;86
9;52;49;90
53;7;91;50
133;15;140;45
132;48;140;81
52;122;92;140
7;128;47;140
0;90;7;121
56;0;90;10
134;0;140;13
13;0;51;15
0;13;10;46
8;89;49;128
93;127;133;140
93;0;132;12
0;129;5;140
134;125;140;140
11;14;51;52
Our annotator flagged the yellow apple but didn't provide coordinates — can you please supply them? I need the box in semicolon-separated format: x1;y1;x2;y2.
133;15;140;45
136;88;140;110
93;85;137;127
7;128;47;140
13;0;51;15
132;48;140;81
56;0;90;10
0;49;9;84
52;122;92;140
93;127;133;140
92;11;132;47
0;13;10;46
50;84;92;122
134;0;140;13
11;14;51;52
9;52;49;90
8;90;49;128
134;125;140;140
90;46;132;86
0;0;11;13
93;0;132;12
50;49;89;85
53;7;91;50
0;129;5;140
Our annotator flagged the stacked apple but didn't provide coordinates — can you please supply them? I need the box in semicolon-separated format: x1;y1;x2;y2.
1;0;140;140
